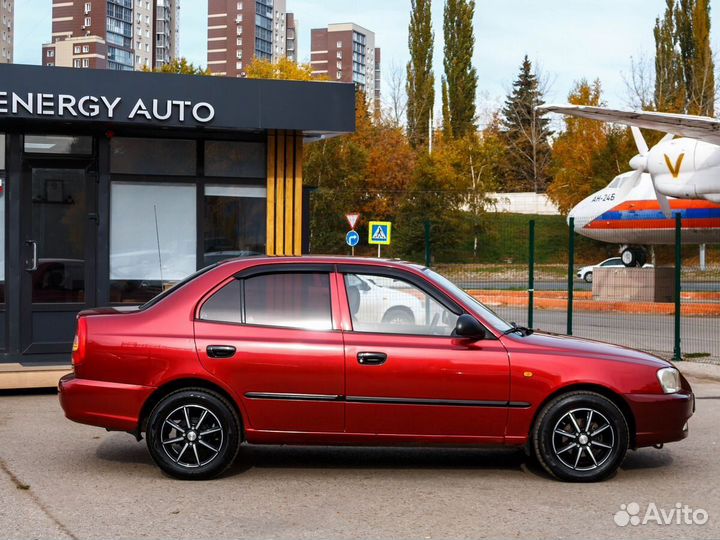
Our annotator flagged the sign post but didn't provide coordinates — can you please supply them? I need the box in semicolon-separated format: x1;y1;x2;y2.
345;213;360;255
368;221;391;258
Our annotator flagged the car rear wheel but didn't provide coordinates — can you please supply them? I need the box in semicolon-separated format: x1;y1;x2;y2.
532;391;629;482
146;388;241;480
584;272;593;283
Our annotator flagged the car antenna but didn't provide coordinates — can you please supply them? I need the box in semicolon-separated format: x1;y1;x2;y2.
154;204;164;292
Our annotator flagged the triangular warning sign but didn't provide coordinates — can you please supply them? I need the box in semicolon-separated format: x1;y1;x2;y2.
372;226;388;241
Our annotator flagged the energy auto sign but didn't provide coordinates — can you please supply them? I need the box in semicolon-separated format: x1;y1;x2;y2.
0;92;215;124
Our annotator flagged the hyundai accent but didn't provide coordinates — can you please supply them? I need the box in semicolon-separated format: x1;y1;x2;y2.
59;257;694;482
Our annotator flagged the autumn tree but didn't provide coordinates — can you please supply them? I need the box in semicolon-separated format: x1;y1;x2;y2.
654;0;686;111
245;57;318;81
500;56;553;193
406;0;435;149
442;0;478;138
142;57;211;75
548;79;636;215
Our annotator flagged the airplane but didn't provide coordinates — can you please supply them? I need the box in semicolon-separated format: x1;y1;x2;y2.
540;104;720;267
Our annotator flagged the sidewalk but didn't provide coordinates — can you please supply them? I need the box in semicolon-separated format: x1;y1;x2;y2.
677;361;720;384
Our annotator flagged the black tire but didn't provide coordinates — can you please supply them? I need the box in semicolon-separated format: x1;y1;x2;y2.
532;391;629;482
146;388;242;480
382;306;415;325
621;248;637;267
584;272;593;283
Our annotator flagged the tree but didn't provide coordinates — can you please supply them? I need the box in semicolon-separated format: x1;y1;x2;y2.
500;56;553;193
442;0;478;138
548;79;636;215
441;77;452;138
406;0;435;150
245;57;318;81
142;57;211;75
687;0;715;115
654;0;686;112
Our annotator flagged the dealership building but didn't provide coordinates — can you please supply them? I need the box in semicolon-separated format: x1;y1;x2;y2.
0;63;354;387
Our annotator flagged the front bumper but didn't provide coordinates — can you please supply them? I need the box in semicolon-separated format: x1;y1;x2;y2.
58;374;155;432
626;390;694;448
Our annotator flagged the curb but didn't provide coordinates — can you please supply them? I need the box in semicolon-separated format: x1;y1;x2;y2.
676;361;720;384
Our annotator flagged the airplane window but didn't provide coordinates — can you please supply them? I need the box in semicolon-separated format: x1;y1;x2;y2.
608;177;624;189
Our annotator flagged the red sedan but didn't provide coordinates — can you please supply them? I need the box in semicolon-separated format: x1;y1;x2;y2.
59;257;694;482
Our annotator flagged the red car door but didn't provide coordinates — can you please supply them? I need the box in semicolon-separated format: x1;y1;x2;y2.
338;267;511;443
195;265;345;434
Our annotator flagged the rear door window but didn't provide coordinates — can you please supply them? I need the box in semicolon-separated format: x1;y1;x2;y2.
243;272;333;331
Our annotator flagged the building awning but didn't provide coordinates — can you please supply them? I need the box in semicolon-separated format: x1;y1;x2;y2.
0;64;356;137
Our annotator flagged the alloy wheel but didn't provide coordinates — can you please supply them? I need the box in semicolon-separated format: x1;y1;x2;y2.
551;407;615;471
160;404;224;468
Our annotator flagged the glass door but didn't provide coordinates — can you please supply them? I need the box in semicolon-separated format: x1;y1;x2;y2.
20;164;96;357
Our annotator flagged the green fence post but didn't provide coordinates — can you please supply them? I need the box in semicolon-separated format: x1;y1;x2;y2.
567;217;574;335
673;213;682;361
528;219;535;328
424;220;431;268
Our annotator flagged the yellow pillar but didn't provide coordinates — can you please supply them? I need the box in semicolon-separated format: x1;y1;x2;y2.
266;130;303;256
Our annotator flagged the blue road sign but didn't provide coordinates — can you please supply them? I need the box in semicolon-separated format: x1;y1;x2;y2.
346;230;360;247
368;221;392;245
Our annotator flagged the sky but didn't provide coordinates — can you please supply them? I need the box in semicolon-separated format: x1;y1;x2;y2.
12;0;720;124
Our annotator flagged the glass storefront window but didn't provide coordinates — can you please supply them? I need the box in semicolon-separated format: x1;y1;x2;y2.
24;135;93;155
110;181;197;303
111;137;196;176
204;141;265;178
25;135;92;156
204;184;267;265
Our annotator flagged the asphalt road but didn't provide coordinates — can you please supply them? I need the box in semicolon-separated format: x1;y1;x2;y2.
1;381;719;539
491;307;720;361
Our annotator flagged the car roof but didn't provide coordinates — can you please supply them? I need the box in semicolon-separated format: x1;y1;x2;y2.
216;255;426;272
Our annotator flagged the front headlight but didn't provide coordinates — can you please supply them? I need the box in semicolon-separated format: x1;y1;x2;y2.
657;367;681;394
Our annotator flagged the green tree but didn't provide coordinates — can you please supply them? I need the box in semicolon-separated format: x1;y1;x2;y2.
500;55;553;193
142;57;211;75
654;0;686;111
406;0;435;150
441;77;452;138
688;0;715;115
442;0;478;138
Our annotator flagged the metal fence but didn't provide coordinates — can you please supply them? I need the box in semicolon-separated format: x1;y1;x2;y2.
424;214;719;364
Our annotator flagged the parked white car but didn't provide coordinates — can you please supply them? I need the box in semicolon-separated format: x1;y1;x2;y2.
576;257;654;283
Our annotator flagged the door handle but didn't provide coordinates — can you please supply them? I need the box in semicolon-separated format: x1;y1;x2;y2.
206;345;236;359
25;240;38;272
357;352;387;366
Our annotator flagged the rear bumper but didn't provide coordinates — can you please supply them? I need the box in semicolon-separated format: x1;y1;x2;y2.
627;390;694;447
58;374;155;432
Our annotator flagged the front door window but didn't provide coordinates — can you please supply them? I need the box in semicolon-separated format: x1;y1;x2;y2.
344;273;459;336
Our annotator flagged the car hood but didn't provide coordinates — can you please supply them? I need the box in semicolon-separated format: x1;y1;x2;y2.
501;331;672;369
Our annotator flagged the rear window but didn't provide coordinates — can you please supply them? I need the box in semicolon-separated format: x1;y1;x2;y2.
140;264;218;310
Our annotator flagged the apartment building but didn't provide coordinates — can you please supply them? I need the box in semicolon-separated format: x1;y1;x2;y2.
310;23;380;111
207;0;297;77
0;0;13;64
42;0;179;71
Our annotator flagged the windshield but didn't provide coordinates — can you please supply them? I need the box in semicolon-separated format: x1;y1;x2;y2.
140;263;218;310
422;268;513;333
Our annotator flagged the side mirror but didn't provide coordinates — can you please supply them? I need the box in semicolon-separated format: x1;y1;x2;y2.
454;314;486;340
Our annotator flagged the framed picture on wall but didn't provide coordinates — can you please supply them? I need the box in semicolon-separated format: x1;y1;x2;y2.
45;179;64;203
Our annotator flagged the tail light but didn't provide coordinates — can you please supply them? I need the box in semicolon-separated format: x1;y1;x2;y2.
71;316;88;368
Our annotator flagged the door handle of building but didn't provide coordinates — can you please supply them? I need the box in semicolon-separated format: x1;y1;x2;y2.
357;352;387;366
25;240;38;272
206;345;236;359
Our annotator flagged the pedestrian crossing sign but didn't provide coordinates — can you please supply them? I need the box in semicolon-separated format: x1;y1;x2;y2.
368;221;391;245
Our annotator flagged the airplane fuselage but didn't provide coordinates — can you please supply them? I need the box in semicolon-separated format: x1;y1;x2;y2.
569;172;720;245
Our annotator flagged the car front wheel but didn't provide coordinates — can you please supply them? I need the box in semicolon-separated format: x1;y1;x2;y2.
146;388;242;480
584;272;593;283
532;391;629;482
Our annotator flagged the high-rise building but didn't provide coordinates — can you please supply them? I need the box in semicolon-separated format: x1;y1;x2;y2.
41;0;179;71
0;0;13;64
310;23;380;111
207;0;296;77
